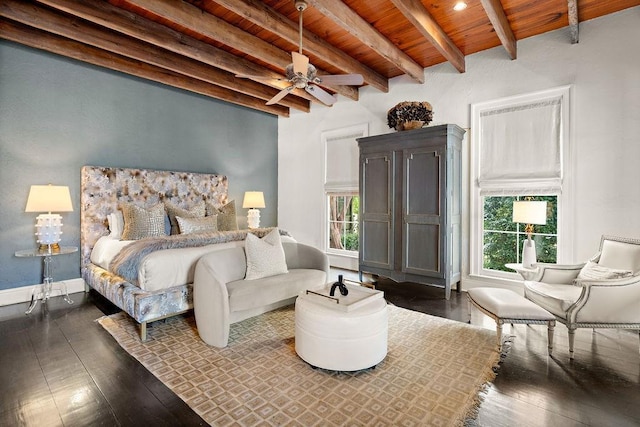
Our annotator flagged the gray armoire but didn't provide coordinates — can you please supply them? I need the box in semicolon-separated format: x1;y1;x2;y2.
357;124;465;300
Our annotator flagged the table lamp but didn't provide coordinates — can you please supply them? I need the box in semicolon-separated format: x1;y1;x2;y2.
512;200;547;268
25;184;74;252
242;191;265;229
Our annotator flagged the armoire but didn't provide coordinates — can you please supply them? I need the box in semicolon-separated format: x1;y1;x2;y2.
357;124;465;300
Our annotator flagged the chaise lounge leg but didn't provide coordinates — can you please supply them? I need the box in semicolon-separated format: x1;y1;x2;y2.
496;320;503;352
568;327;576;359
547;320;555;354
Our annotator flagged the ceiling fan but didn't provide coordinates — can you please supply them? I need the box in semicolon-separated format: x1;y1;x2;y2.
236;0;364;106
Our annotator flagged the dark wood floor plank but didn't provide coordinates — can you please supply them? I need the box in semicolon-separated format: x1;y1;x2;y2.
53;299;206;426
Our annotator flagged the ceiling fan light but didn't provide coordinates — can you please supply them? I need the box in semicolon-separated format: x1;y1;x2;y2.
453;1;467;11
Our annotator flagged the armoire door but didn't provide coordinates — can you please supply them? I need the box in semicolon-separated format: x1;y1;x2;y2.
359;152;394;270
401;147;444;278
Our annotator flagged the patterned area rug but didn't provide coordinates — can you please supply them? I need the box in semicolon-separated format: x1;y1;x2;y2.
98;305;499;426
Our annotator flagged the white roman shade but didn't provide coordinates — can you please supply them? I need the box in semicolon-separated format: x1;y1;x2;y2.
478;96;563;196
323;124;367;192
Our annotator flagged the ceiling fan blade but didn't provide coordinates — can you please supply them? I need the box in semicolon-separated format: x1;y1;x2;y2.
266;85;294;105
314;74;364;86
305;84;337;106
292;51;309;76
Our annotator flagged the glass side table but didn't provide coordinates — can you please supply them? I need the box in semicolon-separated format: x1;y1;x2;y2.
15;246;78;314
505;263;539;281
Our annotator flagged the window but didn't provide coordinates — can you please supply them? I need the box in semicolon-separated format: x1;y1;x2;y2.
321;124;368;258
483;195;558;272
470;86;572;279
328;194;359;253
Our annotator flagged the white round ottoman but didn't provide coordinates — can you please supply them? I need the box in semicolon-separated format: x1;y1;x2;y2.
294;293;388;371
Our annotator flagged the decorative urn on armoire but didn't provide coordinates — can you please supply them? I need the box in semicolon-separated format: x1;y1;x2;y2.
357;124;465;300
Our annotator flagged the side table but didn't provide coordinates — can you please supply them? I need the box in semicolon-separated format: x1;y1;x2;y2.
15;246;78;314
505;263;539;281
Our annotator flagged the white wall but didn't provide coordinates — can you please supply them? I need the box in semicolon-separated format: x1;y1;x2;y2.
278;8;640;286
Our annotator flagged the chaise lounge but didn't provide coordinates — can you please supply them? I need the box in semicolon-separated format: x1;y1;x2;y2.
193;241;329;348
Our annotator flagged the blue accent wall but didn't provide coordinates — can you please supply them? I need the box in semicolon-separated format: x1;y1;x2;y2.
0;41;278;290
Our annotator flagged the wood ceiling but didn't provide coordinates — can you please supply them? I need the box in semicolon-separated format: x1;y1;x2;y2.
1;0;638;117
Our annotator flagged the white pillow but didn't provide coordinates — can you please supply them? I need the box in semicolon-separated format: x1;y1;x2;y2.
577;261;633;281
90;235;135;269
244;229;288;280
108;211;125;239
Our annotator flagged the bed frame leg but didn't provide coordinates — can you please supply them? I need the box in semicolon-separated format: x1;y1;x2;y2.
140;322;148;342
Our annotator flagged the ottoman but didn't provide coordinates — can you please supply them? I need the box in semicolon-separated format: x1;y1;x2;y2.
467;287;556;352
295;284;388;371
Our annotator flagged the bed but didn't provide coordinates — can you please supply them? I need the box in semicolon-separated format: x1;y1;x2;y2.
80;165;283;340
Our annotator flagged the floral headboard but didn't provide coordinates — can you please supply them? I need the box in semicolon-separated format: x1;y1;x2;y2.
80;166;228;269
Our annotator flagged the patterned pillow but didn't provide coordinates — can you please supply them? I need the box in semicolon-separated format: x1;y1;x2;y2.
244;228;288;280
206;200;238;231
165;200;206;235
121;203;167;240
576;261;633;280
176;215;218;235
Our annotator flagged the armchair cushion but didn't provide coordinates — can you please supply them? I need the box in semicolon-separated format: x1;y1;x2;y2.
524;281;582;318
576;261;633;281
598;238;640;273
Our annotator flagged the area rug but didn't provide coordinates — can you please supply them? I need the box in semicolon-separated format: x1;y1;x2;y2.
98;305;499;426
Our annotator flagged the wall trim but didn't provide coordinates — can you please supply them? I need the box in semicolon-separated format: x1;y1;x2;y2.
0;277;86;307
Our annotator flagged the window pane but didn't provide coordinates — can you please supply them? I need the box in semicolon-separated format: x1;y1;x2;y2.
483;195;558;273
484;196;516;232
536;235;557;263
328;195;359;253
483;232;518;272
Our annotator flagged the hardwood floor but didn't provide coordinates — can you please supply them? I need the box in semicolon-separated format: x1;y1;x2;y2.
1;277;639;426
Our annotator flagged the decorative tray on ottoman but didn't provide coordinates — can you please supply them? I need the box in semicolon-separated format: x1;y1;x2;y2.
303;281;383;312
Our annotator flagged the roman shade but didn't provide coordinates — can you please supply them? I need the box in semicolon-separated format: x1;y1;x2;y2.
478;96;563;196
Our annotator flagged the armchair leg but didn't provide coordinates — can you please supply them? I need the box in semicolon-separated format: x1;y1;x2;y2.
568;327;576;359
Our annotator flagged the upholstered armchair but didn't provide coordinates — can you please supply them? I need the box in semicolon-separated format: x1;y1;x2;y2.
523;235;640;358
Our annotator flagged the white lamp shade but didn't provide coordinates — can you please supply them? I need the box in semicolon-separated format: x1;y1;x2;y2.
242;191;265;209
25;185;73;213
512;201;546;225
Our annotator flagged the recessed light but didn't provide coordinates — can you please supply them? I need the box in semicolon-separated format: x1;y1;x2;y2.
453;1;467;11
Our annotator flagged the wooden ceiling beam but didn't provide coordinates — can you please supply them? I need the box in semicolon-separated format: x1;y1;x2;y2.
390;0;465;73
567;0;579;44
0;19;289;117
480;0;517;60
120;0;358;102
213;0;388;93
1;0;309;112
307;0;424;84
36;0;316;105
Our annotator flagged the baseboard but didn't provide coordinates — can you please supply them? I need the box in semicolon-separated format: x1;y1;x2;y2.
0;278;86;307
